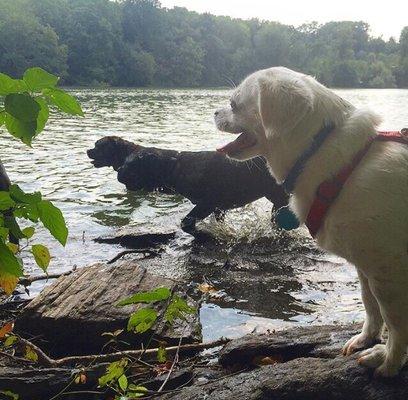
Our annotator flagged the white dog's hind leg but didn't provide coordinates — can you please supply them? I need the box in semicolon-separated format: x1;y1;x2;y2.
359;275;408;377
343;270;383;356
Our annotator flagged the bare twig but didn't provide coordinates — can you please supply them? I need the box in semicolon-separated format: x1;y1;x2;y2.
18;268;76;286
107;249;159;264
13;337;230;368
157;333;183;393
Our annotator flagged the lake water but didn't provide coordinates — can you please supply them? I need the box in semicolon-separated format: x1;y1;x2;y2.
3;88;408;341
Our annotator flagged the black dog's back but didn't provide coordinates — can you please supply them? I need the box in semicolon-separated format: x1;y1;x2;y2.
172;151;286;209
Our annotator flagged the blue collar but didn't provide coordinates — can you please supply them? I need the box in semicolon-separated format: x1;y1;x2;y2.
282;124;335;194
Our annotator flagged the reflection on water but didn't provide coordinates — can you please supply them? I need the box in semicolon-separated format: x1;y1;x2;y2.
3;88;408;340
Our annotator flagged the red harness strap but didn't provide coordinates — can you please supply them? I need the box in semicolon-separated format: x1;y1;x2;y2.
305;130;408;238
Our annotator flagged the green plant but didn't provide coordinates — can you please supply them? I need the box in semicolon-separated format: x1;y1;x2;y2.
96;287;195;399
0;67;83;294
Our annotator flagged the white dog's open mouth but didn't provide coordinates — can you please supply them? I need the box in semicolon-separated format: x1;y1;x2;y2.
217;132;257;156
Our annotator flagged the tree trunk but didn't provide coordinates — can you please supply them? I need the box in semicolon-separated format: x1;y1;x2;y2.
0;158;11;191
0;158;18;244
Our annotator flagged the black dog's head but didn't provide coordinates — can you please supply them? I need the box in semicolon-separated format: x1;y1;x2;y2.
117;149;178;192
87;136;140;170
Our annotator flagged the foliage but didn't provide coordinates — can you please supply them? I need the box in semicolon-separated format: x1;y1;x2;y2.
95;287;195;398
117;286;195;336
117;287;171;306
0;67;83;294
0;0;406;87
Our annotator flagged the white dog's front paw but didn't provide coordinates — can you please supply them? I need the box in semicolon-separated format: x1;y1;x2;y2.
374;363;401;378
357;344;386;368
342;333;380;356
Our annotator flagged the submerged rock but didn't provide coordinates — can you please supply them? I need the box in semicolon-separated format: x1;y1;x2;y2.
15;261;201;356
94;226;176;248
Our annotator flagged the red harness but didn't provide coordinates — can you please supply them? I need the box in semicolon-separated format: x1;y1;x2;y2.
305;130;408;238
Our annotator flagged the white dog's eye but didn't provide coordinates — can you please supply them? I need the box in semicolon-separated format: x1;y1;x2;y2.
230;100;238;112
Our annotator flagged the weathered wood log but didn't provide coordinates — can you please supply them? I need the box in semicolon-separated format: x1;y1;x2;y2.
160;324;408;400
15;261;201;356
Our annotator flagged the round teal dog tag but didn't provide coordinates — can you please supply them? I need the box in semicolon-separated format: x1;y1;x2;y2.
275;206;300;230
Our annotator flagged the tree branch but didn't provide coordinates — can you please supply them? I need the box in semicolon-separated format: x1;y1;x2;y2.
16;337;230;368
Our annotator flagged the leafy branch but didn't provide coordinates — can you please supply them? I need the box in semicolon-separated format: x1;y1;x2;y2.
0;67;83;294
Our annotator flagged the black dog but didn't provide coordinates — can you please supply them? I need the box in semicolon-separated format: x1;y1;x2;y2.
88;136;288;237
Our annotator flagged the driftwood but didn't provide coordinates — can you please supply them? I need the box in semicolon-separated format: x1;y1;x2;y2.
18;268;76;286
15;261;201;356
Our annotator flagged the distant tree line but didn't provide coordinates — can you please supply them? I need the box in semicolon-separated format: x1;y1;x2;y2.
0;0;407;88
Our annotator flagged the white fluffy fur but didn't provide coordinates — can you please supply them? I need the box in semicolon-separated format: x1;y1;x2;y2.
214;66;408;377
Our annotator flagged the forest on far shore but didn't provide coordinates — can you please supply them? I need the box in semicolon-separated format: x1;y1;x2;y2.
1;0;407;88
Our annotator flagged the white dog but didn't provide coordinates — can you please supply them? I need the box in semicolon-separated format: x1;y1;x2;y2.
214;66;408;377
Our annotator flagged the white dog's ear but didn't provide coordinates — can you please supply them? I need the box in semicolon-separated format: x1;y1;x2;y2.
258;76;314;137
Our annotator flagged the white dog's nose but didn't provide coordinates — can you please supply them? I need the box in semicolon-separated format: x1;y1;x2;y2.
214;110;220;116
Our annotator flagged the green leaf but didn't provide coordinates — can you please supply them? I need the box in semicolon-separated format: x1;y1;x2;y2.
98;359;128;387
127;308;158;333
0;240;23;295
31;244;50;272
0;227;9;241
9;184;42;205
157;344;167;363
4;215;25;240
0;72;27;95
37;200;68;246
0;390;19;400
23;68;59;92
35;97;49;134
24;345;38;362
0;111;5;127
4;113;37;146
43;88;84;116
118;374;128;391
164;296;196;324
6;242;19;254
5;93;40;122
127;385;148;398
0;192;15;211
4;335;18;347
13;203;39;222
117;287;171;306
21;227;35;239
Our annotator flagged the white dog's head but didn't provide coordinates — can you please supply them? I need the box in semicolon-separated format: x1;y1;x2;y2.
214;67;354;178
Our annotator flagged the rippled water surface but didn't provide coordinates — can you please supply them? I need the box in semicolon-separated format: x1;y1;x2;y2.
3;88;408;341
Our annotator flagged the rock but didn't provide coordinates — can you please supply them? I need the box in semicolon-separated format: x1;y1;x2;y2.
15;261;201;356
159;324;408;400
218;323;362;367
95;226;176;248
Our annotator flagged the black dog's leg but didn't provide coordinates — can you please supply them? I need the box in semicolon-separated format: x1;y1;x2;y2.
181;204;214;241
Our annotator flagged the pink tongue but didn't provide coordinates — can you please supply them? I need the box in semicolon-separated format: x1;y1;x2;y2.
217;132;254;154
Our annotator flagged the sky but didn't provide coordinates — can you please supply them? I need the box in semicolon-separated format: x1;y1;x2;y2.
160;0;406;40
